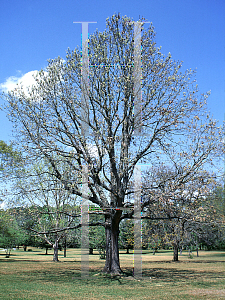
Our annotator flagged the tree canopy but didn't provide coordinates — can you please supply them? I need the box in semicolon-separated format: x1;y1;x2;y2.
2;13;223;274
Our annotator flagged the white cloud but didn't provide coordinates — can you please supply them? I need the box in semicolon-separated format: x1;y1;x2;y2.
0;201;6;209
0;70;39;94
1;59;66;95
0;76;20;92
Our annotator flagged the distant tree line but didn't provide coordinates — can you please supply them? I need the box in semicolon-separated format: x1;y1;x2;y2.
1;185;224;260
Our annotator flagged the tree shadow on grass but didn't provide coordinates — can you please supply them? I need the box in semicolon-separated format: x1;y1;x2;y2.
17;268;126;286
141;267;225;282
204;253;225;257
119;261;225;283
184;260;225;263
0;253;16;257
0;258;81;264
144;259;225;264
1;258;224;288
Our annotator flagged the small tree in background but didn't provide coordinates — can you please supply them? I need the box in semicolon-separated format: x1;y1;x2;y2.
119;219;134;254
13;160;80;262
0;210;24;257
89;211;105;257
9;205;39;251
142;165;222;261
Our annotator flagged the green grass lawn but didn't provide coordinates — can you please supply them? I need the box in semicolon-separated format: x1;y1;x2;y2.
0;248;225;299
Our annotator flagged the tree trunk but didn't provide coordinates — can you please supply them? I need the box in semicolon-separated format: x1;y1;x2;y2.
196;241;199;257
180;245;183;256
53;239;59;262
5;249;11;258
63;237;67;258
188;247;192;256
45;247;48;255
126;248;129;254
103;213;122;275
173;244;179;261
89;248;93;255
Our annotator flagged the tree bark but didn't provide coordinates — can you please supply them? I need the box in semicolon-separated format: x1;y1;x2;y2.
180;247;183;256
53;239;59;262
196;241;199;257
173;244;179;261
103;213;123;275
188;247;192;257
63;237;67;258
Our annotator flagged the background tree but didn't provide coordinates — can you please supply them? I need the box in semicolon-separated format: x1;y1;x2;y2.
196;184;225;250
14;160;80;261
119;219;134;254
0;140;23;177
88;210;105;257
210;184;225;219
3;14;223;274
0;209;24;257
0;140;24;207
9;205;39;251
142;165;221;261
142;219;166;254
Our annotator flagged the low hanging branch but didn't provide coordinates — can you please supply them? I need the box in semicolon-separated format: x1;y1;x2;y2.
29;221;105;235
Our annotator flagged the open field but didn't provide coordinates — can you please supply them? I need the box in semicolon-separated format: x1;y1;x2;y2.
0;248;225;299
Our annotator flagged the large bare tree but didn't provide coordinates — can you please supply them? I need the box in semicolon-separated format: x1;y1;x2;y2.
3;14;223;274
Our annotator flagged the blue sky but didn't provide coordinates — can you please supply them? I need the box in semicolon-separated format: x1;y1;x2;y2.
0;0;224;143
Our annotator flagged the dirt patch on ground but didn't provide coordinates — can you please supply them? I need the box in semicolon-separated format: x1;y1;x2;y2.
188;288;225;298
